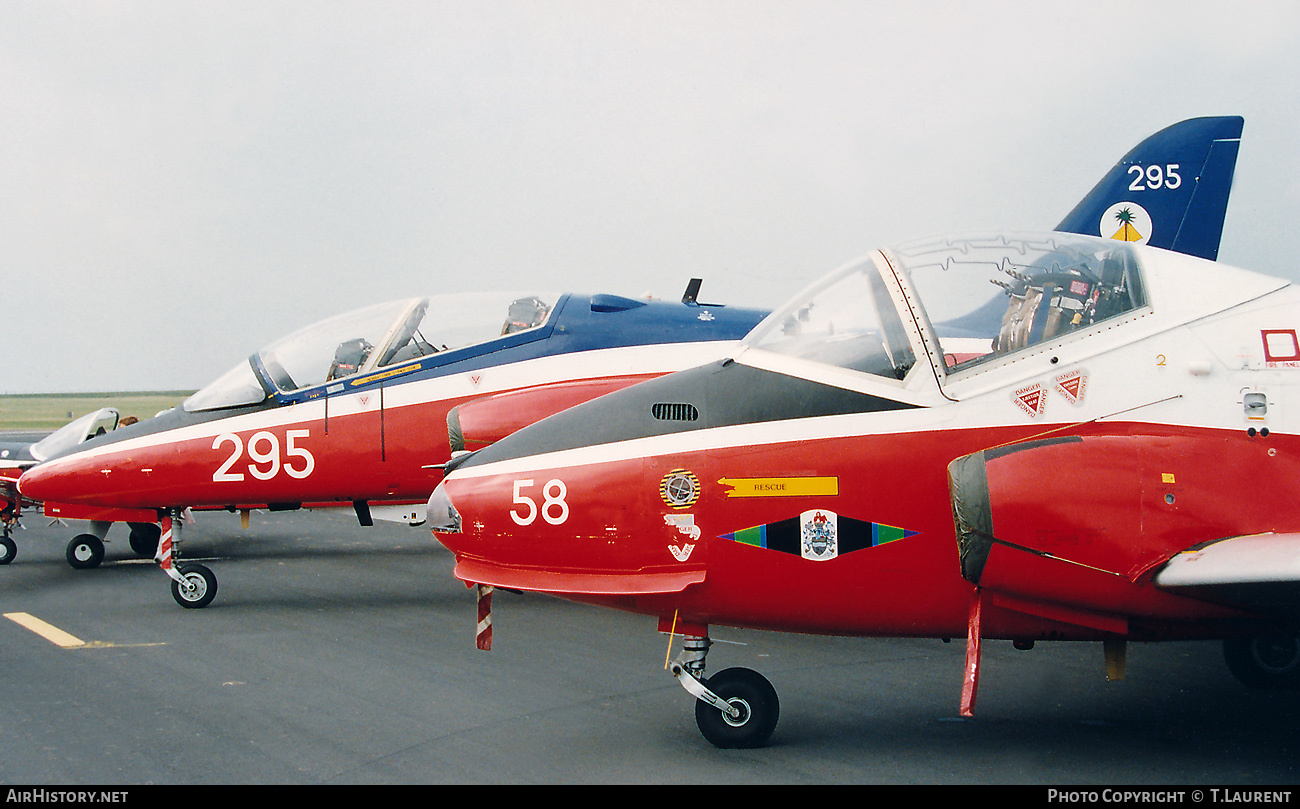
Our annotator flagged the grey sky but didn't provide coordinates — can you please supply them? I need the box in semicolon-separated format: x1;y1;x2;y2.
3;1;1299;393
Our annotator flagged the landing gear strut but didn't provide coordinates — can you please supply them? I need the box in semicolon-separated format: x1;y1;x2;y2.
669;634;780;748
157;511;217;609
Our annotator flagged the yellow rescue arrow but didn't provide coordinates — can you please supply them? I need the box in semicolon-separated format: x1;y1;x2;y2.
717;477;839;497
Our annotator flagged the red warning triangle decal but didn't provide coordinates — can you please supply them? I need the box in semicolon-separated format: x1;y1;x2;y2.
1013;384;1046;417
1055;370;1087;405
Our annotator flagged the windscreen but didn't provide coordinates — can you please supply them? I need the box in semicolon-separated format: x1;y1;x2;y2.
744;256;916;381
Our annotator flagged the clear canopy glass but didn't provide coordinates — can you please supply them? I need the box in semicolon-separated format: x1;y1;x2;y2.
30;408;120;461
744;232;1149;381
185;291;559;412
887;232;1147;372
745;255;917;381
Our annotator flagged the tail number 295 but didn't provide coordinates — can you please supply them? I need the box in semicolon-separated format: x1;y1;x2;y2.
213;430;315;482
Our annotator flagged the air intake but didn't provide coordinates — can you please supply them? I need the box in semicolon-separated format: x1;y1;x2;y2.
652;403;699;422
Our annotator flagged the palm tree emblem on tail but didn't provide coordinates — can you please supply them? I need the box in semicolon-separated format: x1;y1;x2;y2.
1111;206;1144;242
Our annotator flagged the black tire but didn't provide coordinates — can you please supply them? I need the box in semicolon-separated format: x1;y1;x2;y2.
127;523;161;557
1224;636;1300;689
694;667;780;749
66;534;105;569
170;563;218;609
0;535;15;565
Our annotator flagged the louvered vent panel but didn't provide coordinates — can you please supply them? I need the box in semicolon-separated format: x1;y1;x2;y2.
651;403;699;421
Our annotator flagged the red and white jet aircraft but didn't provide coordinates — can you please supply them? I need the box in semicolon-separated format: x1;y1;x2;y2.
13;116;1245;618
429;228;1300;748
17;287;769;606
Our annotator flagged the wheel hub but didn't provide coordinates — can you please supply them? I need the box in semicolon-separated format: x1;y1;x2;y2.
722;698;752;728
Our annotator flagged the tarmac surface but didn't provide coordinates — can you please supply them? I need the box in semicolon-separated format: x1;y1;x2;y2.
1;508;1297;785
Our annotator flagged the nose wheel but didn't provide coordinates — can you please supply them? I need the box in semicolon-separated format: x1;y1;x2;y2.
169;562;218;609
691;667;780;749
157;512;219;609
669;634;780;748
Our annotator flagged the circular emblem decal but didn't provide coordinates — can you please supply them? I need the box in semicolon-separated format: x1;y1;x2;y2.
660;469;700;509
1100;201;1151;245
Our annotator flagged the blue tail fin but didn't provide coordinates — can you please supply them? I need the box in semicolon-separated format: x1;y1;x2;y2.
1055;116;1243;260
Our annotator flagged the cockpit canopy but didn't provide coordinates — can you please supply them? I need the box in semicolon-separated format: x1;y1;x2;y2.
185;292;559;412
745;232;1149;383
29;407;120;462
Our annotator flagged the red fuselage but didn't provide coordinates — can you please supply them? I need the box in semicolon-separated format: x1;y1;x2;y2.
436;418;1290;643
430;233;1300;647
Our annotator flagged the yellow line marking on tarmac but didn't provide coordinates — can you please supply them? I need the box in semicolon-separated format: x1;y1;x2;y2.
3;612;166;650
5;611;85;648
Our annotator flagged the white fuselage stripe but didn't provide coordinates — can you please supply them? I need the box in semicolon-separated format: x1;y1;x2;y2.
31;341;740;472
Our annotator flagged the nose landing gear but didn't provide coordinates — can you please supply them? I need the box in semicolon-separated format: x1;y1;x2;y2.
669;634;780;749
156;512;218;609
